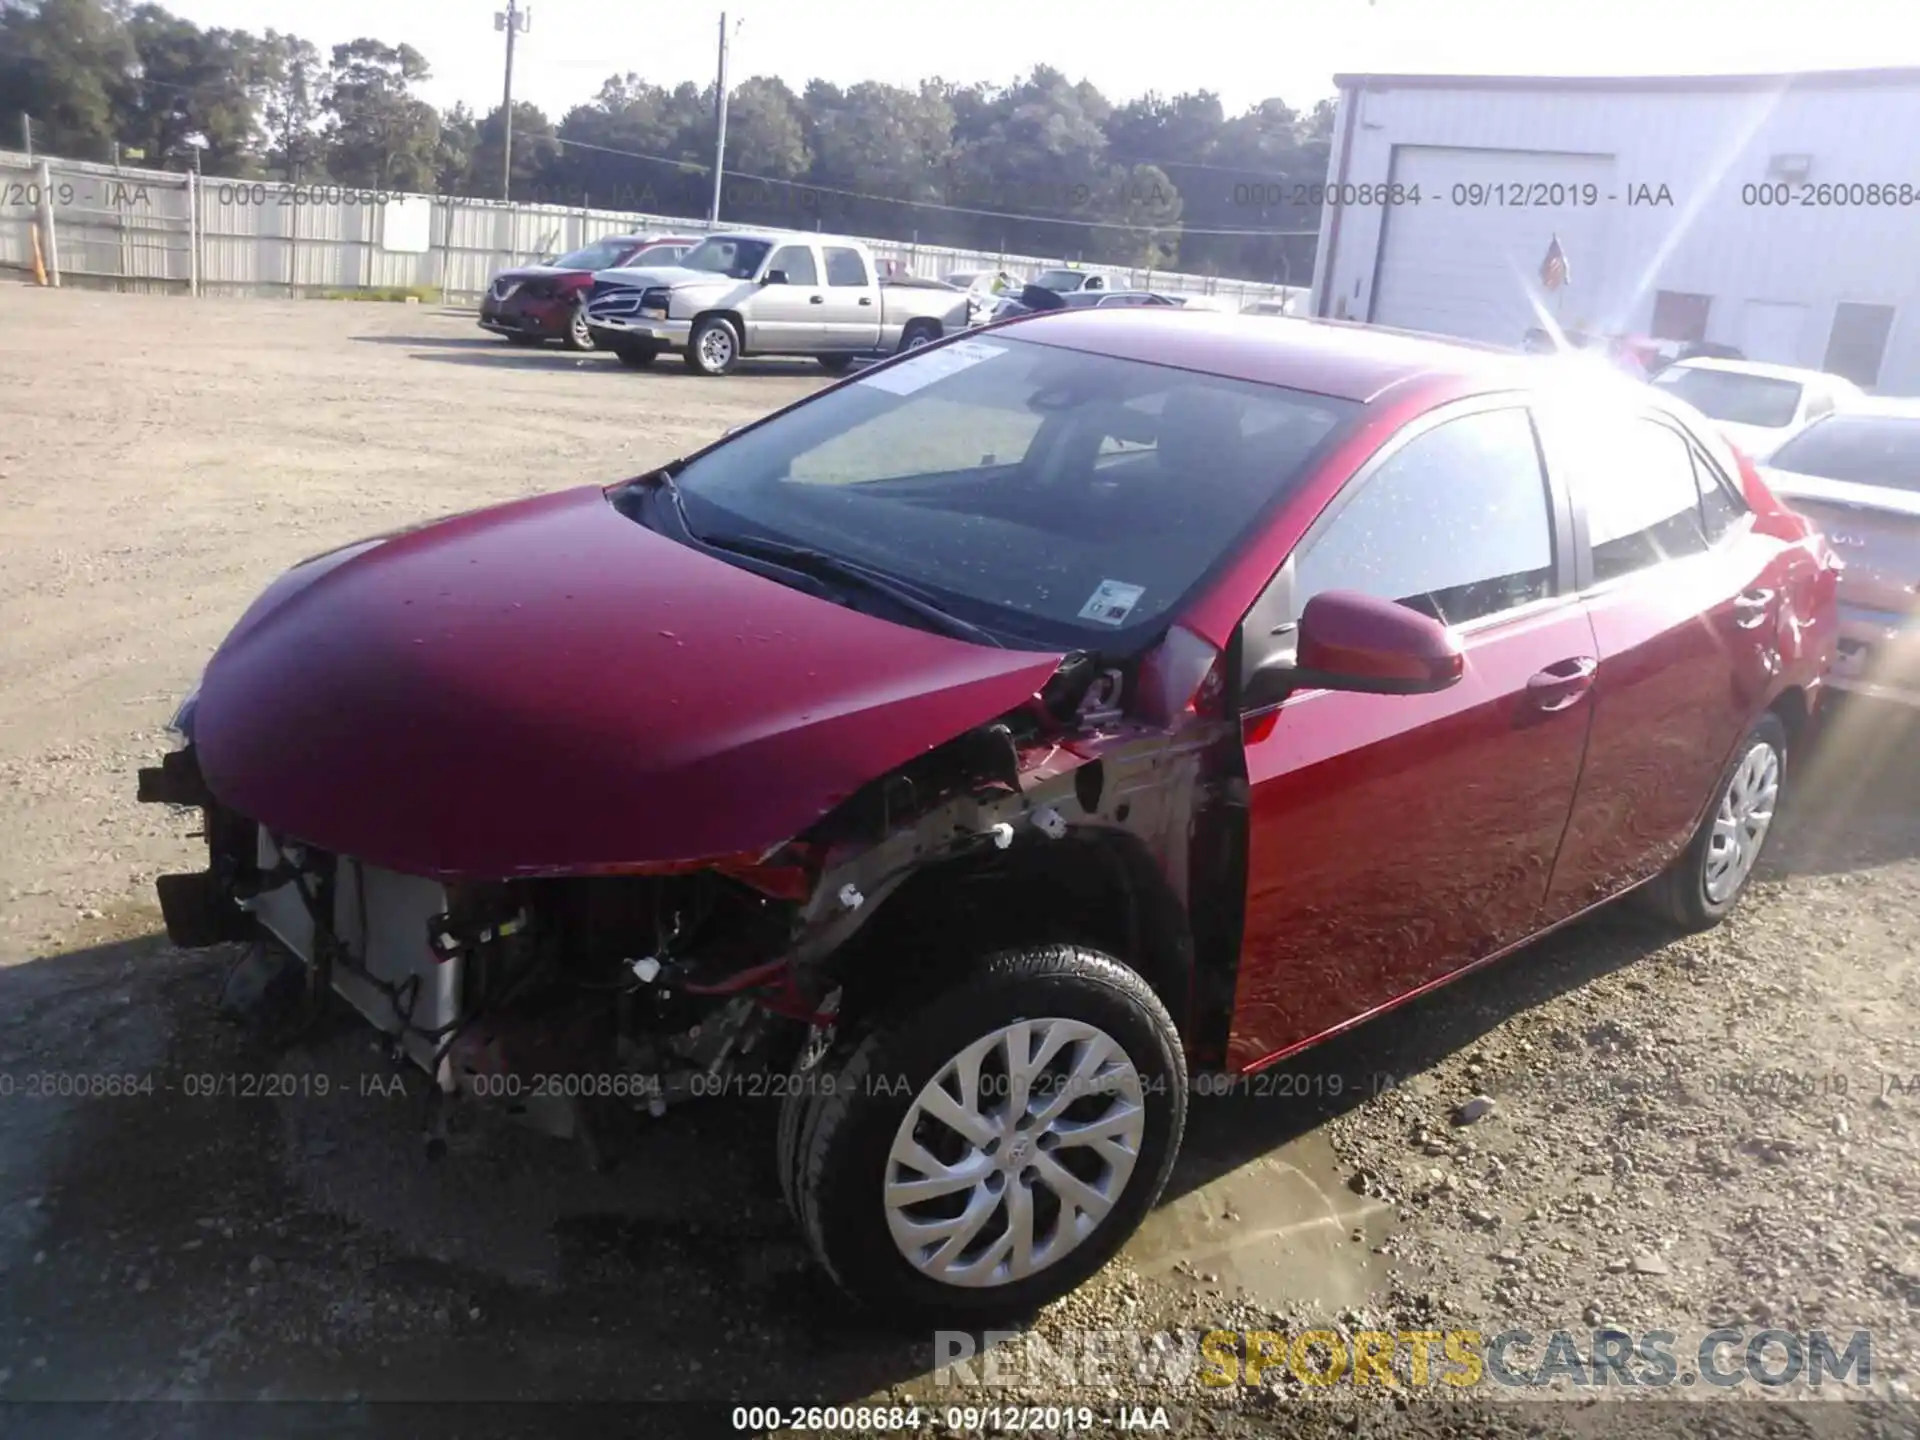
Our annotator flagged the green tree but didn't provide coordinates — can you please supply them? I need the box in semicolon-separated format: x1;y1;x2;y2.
0;0;137;160
467;99;557;200
254;29;326;181
322;38;437;191
122;5;266;173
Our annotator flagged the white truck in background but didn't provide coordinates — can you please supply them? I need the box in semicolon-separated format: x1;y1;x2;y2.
584;231;973;376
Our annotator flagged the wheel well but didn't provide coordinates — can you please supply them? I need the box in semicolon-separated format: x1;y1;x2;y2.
1769;686;1810;754
692;309;744;342
903;318;941;340
825;834;1193;1036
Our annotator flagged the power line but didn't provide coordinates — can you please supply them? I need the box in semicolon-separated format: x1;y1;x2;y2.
550;135;1320;236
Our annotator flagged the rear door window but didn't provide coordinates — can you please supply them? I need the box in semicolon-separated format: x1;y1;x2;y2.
824;248;870;287
1546;412;1710;582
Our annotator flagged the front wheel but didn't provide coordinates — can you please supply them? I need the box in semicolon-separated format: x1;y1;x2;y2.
1643;711;1788;931
685;316;741;376
787;944;1185;1322
561;302;596;352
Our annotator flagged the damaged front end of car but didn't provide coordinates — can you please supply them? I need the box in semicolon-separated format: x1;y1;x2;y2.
138;620;1246;1165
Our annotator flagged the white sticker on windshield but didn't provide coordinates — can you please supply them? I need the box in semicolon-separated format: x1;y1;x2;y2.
858;339;1009;395
1078;579;1146;626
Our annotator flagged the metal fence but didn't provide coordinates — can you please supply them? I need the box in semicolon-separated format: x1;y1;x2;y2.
0;148;1309;314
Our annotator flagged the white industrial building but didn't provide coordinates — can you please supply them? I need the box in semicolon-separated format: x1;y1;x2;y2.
1309;68;1920;392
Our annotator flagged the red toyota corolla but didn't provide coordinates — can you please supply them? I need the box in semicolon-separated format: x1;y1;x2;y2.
139;311;1839;1320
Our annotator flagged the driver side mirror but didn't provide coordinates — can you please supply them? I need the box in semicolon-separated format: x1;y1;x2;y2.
763;269;789;285
1244;590;1464;710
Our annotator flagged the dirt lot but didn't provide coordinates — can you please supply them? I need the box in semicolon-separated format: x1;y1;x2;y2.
0;285;1916;1439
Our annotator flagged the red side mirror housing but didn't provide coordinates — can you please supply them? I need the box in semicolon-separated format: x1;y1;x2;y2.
1293;590;1465;695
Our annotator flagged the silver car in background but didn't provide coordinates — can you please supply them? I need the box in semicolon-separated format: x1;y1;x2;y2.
1761;400;1920;706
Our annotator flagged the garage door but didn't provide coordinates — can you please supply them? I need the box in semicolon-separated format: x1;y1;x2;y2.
1367;147;1619;345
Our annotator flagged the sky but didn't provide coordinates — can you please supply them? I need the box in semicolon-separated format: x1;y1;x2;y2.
164;0;1911;122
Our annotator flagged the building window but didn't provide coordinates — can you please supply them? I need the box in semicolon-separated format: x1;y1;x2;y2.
1823;302;1896;389
1650;291;1712;344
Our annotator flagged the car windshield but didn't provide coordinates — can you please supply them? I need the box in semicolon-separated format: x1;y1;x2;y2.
1032;269;1085;292
1654;367;1804;428
550;239;637;271
1768;414;1920;493
680;237;772;279
647;335;1357;647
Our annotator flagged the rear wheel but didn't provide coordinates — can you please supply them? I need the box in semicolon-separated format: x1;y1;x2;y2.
685;316;741;376
786;944;1185;1322
1642;712;1787;930
897;320;939;354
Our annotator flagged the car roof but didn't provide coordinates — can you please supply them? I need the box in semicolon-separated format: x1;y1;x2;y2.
1665;356;1853;386
996;308;1534;403
706;229;869;248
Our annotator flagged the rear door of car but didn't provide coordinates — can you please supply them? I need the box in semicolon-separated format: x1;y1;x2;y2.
1228;397;1598;1069
820;245;882;350
1533;398;1794;921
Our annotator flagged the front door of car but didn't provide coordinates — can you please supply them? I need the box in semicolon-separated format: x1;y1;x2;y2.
1532;403;1795;920
1227;400;1598;1071
748;243;827;350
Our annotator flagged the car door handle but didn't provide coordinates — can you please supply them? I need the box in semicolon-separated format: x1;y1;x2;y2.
1526;656;1598;712
1733;588;1776;628
857;296;873;306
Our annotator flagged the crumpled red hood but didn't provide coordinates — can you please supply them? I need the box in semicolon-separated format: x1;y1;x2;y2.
193;485;1064;880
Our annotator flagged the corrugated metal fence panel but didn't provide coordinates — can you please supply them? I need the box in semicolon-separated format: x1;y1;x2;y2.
0;148;1306;311
1;153;193;291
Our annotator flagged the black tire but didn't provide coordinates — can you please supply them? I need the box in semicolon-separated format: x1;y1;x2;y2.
612;341;659;369
896;320;939;354
561;301;596;352
776;990;841;1216
789;944;1185;1324
1642;711;1789;931
817;354;855;375
684;316;741;375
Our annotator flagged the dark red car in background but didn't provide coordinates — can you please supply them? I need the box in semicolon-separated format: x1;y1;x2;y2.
140;311;1838;1321
479;233;699;351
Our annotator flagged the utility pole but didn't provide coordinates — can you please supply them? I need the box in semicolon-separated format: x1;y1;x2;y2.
708;12;736;226
495;1;529;201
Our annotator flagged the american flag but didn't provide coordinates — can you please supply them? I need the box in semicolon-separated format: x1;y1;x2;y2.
1540;235;1571;292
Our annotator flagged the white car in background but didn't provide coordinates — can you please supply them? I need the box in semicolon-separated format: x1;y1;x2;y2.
1651;357;1864;458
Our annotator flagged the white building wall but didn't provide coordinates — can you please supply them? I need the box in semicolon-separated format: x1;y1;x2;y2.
1312;74;1920;393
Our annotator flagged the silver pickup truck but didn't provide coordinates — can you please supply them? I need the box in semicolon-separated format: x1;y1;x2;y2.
584;231;973;376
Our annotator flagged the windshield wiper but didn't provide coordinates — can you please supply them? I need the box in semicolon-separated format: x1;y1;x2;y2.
696;532;1006;649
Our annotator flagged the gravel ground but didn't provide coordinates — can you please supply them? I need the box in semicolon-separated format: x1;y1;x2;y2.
0;284;1916;1440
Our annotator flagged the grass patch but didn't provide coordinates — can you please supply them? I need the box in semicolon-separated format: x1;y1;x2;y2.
312;285;442;303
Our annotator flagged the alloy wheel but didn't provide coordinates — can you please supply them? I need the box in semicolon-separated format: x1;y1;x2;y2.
1703;740;1781;904
883;1017;1145;1288
700;324;735;371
